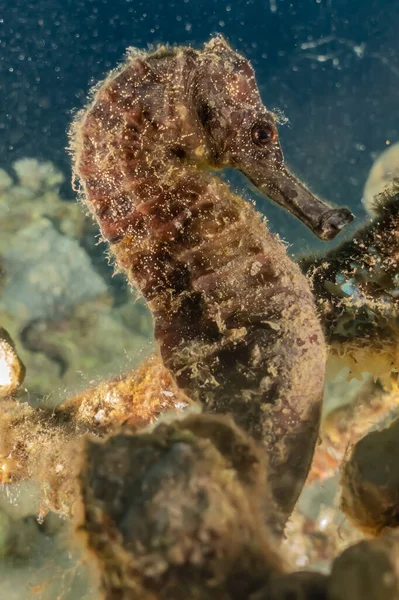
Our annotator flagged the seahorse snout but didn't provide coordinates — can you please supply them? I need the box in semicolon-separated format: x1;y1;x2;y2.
243;160;354;240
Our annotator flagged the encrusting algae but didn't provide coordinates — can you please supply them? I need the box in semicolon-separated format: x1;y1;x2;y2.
302;181;399;387
2;35;399;599
0;355;186;510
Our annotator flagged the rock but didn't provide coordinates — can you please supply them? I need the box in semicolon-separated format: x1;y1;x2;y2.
0;327;25;398
17;299;152;401
363;142;399;215
78;414;283;599
0;507;41;559
329;534;399;600
340;417;399;535
40;512;66;536
0;160;153;401
250;571;329;600
1;218;107;322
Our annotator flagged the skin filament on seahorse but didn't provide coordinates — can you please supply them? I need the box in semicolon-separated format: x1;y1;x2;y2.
70;36;352;523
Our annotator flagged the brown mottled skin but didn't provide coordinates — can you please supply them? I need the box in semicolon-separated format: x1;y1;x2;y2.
71;37;330;521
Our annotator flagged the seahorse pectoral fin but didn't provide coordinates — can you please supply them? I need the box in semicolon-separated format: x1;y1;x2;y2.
247;165;354;241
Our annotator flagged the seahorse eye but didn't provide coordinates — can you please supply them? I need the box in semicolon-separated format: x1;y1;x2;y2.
251;122;276;146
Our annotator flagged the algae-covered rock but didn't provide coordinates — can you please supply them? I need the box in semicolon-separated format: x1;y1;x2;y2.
341;417;399;535
250;571;328;600
0;296;153;402
0;159;154;401
0;354;185;515
329;534;399;600
78;414;283;600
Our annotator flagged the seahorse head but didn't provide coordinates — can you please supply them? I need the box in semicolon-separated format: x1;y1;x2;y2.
190;36;353;239
74;36;352;240
195;36;284;171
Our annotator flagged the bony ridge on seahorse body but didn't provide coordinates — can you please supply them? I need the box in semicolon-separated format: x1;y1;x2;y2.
70;36;353;523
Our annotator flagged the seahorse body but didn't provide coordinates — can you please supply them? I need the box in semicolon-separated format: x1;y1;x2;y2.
70;37;327;521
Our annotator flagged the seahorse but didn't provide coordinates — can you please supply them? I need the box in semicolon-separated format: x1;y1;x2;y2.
70;36;352;522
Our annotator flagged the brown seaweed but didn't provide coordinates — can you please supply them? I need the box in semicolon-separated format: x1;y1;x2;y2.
301;182;399;383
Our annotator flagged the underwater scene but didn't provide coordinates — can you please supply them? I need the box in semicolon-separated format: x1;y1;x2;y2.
1;0;399;598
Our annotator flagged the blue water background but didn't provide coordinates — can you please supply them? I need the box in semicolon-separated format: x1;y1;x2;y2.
1;0;398;253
